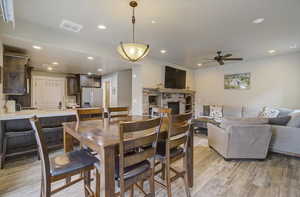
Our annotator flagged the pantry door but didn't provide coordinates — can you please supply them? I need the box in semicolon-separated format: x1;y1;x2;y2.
32;76;65;109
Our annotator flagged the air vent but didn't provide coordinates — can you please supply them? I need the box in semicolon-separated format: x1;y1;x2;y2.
60;19;83;33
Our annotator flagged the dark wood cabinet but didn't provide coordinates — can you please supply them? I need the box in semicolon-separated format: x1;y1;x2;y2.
3;53;29;95
79;75;101;88
67;76;80;96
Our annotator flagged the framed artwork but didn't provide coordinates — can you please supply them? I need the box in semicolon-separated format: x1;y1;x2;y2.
224;72;251;90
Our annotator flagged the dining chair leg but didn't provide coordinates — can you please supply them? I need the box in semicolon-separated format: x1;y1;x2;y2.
161;163;166;180
149;173;155;197
166;162;172;197
84;170;91;197
130;185;134;197
95;169;101;197
183;156;191;197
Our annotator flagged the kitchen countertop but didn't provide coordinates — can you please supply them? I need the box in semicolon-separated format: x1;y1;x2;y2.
0;109;77;121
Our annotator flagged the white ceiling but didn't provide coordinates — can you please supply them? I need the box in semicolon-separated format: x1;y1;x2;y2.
1;0;300;74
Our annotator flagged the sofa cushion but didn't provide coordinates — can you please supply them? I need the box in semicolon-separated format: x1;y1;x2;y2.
287;112;300;128
258;107;280;118
220;117;268;129
276;108;293;117
223;105;243;118
269;116;291;126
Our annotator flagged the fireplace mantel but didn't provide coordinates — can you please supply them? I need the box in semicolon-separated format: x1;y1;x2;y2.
143;87;195;94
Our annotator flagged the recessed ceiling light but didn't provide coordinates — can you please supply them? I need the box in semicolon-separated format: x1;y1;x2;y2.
97;25;107;30
151;20;156;24
87;72;92;75
160;50;167;54
97;68;103;72
290;44;297;49
32;45;42;50
268;49;276;54
197;63;203;66
253;18;265;24
87;56;94;60
47;67;53;71
52;62;59;65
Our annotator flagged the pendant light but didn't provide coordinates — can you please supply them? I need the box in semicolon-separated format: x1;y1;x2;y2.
117;1;150;62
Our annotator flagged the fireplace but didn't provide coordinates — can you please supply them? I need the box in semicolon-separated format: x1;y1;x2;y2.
168;102;180;114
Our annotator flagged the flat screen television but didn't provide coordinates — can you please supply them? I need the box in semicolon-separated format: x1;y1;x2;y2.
165;66;186;89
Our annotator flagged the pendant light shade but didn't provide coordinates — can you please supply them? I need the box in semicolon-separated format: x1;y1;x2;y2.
117;42;150;62
117;1;150;62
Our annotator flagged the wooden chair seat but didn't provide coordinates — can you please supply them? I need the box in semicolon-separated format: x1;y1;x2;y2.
156;142;184;160
115;159;150;181
50;150;98;178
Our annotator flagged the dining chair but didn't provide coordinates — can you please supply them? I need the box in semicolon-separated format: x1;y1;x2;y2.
107;107;129;119
101;117;162;197
155;112;193;197
76;108;104;121
30;116;100;197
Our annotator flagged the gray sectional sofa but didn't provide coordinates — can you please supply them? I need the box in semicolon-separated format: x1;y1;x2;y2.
200;105;300;158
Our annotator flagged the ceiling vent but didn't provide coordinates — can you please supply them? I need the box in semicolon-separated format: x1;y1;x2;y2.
59;19;83;33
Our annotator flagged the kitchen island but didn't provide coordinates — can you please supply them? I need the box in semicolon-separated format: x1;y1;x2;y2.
0;109;77;169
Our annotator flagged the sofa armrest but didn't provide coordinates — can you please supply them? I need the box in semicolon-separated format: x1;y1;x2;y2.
270;125;300;155
208;123;230;157
227;125;272;159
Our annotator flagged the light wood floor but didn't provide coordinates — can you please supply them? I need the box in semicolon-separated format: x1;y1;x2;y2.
1;135;300;197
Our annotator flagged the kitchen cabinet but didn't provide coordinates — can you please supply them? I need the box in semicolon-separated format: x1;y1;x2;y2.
67;76;80;96
79;75;101;88
3;52;29;95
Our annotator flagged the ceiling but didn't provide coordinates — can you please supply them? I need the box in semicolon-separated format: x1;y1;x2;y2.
0;0;300;74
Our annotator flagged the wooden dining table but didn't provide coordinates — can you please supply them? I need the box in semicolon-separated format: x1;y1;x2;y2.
63;115;194;197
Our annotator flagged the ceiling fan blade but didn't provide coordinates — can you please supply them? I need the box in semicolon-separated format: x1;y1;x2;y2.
223;53;232;58
224;58;243;61
202;58;215;61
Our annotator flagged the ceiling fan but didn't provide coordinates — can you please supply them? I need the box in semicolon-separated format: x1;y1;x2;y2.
204;51;243;65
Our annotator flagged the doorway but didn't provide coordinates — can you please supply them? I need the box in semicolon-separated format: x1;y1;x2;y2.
32;76;65;109
103;80;111;108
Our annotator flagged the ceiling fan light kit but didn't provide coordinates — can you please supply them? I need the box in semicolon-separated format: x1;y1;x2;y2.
117;0;150;62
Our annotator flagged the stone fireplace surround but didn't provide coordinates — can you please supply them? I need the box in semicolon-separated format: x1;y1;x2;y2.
143;88;195;115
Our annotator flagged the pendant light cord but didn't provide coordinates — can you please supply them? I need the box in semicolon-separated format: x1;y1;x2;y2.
132;7;135;43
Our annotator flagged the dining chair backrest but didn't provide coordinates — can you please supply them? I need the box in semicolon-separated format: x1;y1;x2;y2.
167;112;193;153
108;107;129;119
118;117;162;187
30;116;51;194
76;108;104;121
151;107;172;117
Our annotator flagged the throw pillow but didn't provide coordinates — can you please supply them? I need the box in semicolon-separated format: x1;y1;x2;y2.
258;107;280;118
268;116;291;126
210;105;223;122
287;112;300;128
277;108;293;117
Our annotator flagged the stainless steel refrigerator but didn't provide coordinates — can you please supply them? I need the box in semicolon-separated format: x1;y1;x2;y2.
81;87;103;107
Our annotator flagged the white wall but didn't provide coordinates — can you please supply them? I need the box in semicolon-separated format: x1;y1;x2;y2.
117;70;132;109
194;52;300;116
102;70;132;108
132;58;195;115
